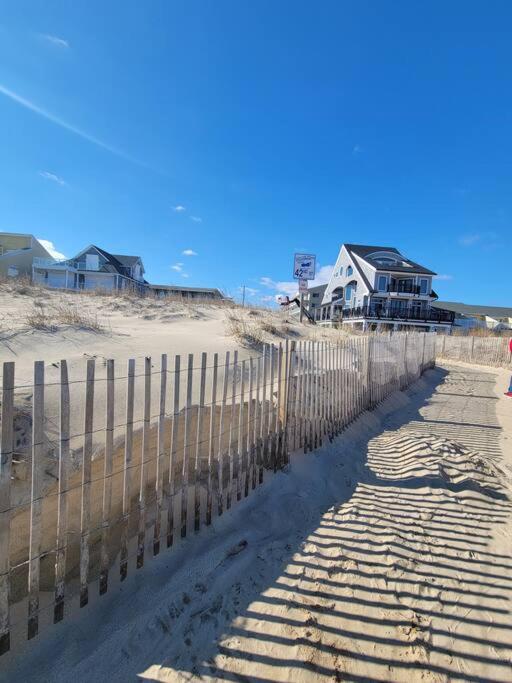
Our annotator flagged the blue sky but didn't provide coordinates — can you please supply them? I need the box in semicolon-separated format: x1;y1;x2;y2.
1;1;511;305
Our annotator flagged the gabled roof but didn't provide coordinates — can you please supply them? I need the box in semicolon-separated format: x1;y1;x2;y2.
433;301;512;319
345;244;436;276
80;245;143;277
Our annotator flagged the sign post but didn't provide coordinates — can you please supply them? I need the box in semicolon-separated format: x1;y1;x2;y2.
293;253;316;323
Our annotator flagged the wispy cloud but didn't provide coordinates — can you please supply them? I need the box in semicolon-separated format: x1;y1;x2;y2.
182;249;197;256
37;238;66;260
181;273;189;278
190;216;202;223
239;286;258;297
173;205;186;212
39;170;66;186
41;34;69;48
459;233;481;246
0;83;144;166
434;274;453;281
458;231;500;250
171;262;184;272
352;144;362;156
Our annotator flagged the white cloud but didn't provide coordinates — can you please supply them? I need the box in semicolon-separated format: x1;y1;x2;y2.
171;262;184;272
37;239;66;261
39;170;66;186
181;273;189;278
190;216;202;223
434;274;453;281
173;205;186;212
41;34;69;48
459;233;481;246
182;249;197;256
0;83;143;166
259;264;334;301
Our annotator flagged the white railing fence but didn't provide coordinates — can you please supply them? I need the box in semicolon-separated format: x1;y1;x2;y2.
0;332;434;655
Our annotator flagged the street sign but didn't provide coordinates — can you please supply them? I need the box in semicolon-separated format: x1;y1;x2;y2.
298;278;308;293
293;253;316;280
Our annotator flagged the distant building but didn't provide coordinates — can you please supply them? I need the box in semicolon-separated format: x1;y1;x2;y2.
32;244;147;292
317;244;454;332
149;284;226;300
0;232;54;279
433;301;512;331
286;283;327;318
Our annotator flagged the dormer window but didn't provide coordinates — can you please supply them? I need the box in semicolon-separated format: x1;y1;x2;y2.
346;265;353;277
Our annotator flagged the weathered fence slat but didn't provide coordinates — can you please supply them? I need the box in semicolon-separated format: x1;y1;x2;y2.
181;354;194;538
236;360;246;502
0;362;14;653
80;359;95;607
217;351;230;516
167;354;180;547
227;351;238;510
137;357;151;569
100;359;115;593
54;361;70;622
120;359;135;580
246;357;254;497
28;361;44;639
153;354;167;556
194;352;207;532
206;353;218;525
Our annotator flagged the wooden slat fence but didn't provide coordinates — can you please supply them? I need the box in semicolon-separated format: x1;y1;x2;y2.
0;332;434;655
436;334;512;368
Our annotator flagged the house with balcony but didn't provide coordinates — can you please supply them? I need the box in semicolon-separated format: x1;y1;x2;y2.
0;232;54;279
32;244;147;292
318;244;454;332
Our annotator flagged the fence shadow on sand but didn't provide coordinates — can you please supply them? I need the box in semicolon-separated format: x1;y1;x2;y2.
129;365;512;682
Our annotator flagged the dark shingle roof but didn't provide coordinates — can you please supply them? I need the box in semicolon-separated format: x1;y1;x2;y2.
91;246;141;276
345;244;436;276
433;301;512;319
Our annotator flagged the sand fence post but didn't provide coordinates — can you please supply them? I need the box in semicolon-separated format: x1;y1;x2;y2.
0;362;14;654
28;361;44;639
120;358;135;580
100;358;115;592
54;360;70;622
180;354;194;538
167;354;181;547
153;354;167;556
206;353;218;526
194;352;207;532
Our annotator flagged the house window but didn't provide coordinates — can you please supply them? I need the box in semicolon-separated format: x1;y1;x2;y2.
419;278;429;294
378;275;387;292
338;267;343;277
346;265;353;277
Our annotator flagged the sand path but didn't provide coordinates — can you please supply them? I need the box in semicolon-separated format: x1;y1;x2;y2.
2;362;511;682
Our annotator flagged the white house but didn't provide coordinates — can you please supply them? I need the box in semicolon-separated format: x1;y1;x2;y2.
318;244;454;332
32;244;147;292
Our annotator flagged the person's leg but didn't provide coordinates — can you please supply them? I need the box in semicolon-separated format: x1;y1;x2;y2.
505;374;512;396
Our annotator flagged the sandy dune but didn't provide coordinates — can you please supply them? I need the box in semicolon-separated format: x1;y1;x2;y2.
1;361;511;682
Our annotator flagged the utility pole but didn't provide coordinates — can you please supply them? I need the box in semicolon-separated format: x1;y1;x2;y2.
241;285;246;307
299;292;304;323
